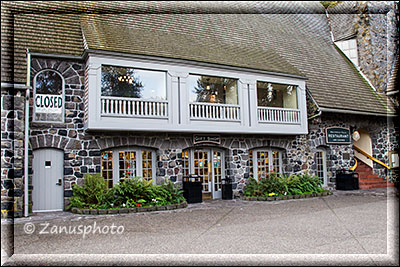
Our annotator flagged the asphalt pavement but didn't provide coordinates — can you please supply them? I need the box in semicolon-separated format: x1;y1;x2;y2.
1;188;399;266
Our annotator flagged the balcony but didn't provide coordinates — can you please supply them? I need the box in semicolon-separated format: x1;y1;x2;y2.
85;54;308;134
257;107;300;124
189;102;240;122
101;96;168;119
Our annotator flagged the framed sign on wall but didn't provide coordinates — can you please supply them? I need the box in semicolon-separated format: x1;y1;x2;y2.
325;127;351;144
193;135;221;145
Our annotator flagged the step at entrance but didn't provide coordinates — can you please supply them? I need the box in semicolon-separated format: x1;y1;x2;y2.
202;192;212;200
355;160;394;189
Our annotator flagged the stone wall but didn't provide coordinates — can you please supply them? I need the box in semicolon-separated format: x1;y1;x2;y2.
330;1;399;94
1;87;25;218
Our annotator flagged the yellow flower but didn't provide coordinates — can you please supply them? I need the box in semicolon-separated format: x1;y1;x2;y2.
268;192;276;197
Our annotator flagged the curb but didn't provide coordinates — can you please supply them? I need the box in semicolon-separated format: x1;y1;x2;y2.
70;201;188;215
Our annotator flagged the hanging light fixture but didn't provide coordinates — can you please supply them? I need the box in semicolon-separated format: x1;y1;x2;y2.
287;85;293;95
267;83;273;102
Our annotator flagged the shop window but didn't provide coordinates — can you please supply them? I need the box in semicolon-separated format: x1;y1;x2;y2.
33;70;64;122
257;82;298;109
249;149;282;180
101;147;155;187
314;149;327;186
101;65;166;100
188;74;238;104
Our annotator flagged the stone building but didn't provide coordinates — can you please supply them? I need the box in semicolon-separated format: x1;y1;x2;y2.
1;1;398;218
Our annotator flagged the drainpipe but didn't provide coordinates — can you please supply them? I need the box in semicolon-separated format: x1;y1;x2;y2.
24;49;31;217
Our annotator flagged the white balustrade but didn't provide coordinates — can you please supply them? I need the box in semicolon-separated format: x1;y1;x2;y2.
101;96;168;118
189;102;240;121
257;107;300;124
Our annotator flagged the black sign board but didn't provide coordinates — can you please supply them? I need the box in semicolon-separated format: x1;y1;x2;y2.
193;135;221;145
325;127;351;144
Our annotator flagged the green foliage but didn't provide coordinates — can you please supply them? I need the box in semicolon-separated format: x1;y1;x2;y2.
243;178;260;197
67;173;112;209
243;172;327;197
68;175;186;210
320;1;342;9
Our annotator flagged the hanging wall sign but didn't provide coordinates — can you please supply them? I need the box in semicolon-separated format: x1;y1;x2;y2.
325;127;351;144
35;94;63;113
193;134;221;145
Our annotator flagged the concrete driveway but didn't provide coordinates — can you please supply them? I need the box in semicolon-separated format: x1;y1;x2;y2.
1;190;399;266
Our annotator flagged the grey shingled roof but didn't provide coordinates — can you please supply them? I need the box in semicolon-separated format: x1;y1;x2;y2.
327;1;358;41
1;1;395;115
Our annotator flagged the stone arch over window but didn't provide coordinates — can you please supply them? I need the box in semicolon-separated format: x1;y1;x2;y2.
33;69;65;123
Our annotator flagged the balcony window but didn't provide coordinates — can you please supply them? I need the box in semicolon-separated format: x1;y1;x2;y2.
188;75;238;105
100;65;168;118
257;82;297;109
101;65;166;100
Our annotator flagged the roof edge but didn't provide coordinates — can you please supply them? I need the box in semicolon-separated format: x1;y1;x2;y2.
319;107;396;117
84;49;309;80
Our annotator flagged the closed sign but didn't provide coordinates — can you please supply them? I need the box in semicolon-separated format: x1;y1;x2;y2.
35;94;63;113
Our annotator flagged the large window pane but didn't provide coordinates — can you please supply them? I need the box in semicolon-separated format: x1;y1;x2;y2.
257;82;297;109
188;75;238;104
35;71;63;95
101;65;166;100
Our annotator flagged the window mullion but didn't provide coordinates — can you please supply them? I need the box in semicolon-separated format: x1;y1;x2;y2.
112;149;119;185
137;149;143;180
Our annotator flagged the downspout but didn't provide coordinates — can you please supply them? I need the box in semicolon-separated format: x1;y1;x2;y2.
24;49;31;217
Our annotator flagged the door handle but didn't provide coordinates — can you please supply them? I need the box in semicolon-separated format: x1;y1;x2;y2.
56;179;62;186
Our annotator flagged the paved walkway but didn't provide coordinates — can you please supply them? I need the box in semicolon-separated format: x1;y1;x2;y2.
1;187;399;266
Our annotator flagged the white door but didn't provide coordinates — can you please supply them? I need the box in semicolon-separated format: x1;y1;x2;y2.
32;149;64;212
191;148;224;199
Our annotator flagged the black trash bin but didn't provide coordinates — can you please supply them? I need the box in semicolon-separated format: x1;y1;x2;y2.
182;174;203;203
336;169;359;190
222;177;233;200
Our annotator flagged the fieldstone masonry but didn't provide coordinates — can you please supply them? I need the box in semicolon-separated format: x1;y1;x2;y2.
1;87;26;218
1;56;398;218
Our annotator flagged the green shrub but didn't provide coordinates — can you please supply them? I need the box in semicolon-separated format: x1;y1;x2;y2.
68;173;112;209
161;181;186;204
68;174;186;210
243;178;260;196
243;172;326;197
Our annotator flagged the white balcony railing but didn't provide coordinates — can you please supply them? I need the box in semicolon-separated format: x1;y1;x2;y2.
101;96;168;118
189;102;240;121
257;107;300;124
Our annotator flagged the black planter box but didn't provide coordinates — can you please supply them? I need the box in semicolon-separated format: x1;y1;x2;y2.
336;170;359;190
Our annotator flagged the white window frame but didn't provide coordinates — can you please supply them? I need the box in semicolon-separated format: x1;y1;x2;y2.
100;64;168;101
314;148;327;187
252;148;283;179
256;81;299;109
101;147;156;186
